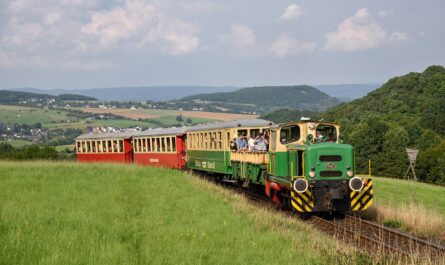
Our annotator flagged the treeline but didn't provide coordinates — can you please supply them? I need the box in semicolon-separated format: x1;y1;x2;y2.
323;65;445;183
0;143;61;160
260;109;318;123
0;90;96;106
261;66;445;183
177;85;340;113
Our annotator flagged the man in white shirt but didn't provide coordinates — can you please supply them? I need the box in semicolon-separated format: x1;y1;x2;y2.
247;135;256;151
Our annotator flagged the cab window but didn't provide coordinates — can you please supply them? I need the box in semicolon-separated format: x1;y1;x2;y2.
280;125;300;144
315;125;337;142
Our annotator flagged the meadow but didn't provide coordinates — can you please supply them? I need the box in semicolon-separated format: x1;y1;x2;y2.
0;161;369;265
369;177;445;240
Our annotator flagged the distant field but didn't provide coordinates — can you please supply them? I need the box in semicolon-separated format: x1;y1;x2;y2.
0;105;176;130
3;139;34;147
80;107;258;121
0;105;70;125
0;161;368;265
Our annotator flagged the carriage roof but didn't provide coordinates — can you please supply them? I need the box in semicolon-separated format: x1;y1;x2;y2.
76;131;135;140
133;127;187;137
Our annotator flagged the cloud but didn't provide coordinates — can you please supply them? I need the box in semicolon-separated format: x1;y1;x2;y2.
390;31;408;41
0;0;202;69
378;8;394;18
270;33;315;57
324;8;406;52
82;0;200;55
220;24;256;48
279;4;304;21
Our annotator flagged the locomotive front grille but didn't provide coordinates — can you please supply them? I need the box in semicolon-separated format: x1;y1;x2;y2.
319;170;343;177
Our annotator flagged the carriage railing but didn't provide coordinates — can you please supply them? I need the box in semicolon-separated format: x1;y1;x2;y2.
230;151;269;164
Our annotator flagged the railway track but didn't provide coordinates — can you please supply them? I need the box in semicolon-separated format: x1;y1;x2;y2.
311;214;445;261
199;174;445;262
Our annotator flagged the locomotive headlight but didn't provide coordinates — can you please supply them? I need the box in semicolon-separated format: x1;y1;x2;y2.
293;178;308;193
349;177;364;192
309;171;315;178
347;170;354;177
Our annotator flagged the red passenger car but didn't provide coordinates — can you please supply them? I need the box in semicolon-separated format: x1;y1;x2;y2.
132;127;187;169
75;132;134;163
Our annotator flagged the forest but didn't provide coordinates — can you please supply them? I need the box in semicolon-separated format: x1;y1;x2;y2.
262;66;445;184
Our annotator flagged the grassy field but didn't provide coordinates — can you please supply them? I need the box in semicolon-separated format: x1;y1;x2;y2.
373;177;445;216
0;161;373;265
0;105;70;125
0;105;166;129
366;177;445;240
3;139;35;147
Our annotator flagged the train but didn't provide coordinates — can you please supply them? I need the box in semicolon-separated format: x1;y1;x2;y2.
75;119;373;213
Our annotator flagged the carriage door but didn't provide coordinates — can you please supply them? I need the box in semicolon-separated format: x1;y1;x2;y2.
269;130;277;175
177;135;187;168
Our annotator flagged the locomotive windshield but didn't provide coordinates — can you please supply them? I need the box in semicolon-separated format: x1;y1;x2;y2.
315;124;337;142
280;125;300;144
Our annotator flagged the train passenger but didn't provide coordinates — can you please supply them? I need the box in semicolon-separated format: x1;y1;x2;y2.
255;136;267;151
263;129;270;150
230;138;238;151
316;131;325;142
247;135;256;151
236;135;247;151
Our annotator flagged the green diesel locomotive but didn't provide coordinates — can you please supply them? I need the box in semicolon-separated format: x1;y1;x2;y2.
187;119;373;213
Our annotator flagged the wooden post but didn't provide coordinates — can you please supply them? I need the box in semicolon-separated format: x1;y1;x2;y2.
368;159;372;178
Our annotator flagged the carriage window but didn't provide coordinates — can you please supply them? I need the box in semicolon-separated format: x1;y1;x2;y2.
237;129;247;137
77;142;81;153
250;129;260;138
112;140;118;152
217;132;222;150
227;132;231;148
165;137;169;152
211;132;215;149
160;137;166;152
107;140;112;152
82;141;87;153
119;140;123;152
91;141;96;153
146;138;150;152
155;138;159;152
316;125;337;142
171;137;176;152
280;125;301;144
103;140;107;152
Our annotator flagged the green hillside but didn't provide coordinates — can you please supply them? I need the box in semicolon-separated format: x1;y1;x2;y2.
323;65;445;183
177;85;340;113
0;161;369;265
0;90;96;105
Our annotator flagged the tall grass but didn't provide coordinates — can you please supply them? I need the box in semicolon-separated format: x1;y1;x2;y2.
0;161;362;265
367;177;445;241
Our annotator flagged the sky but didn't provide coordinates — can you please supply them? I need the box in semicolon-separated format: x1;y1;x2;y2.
0;0;444;89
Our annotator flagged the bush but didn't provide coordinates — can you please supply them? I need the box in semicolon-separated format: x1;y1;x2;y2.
0;143;59;160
